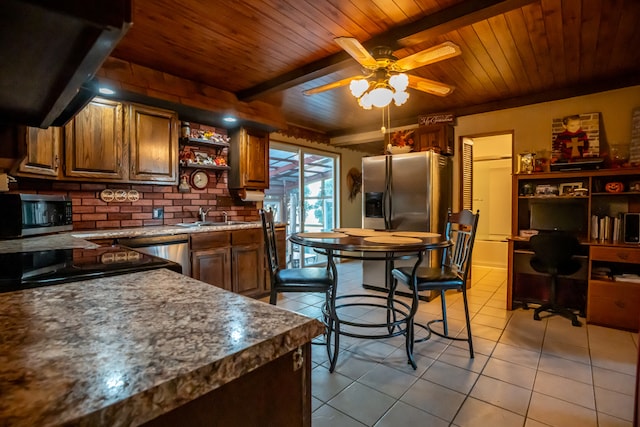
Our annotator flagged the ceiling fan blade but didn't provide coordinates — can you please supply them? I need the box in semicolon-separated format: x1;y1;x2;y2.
407;75;455;97
334;37;378;68
303;76;361;95
395;41;461;72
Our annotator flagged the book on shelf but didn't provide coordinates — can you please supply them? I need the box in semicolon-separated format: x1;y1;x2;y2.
592;214;623;242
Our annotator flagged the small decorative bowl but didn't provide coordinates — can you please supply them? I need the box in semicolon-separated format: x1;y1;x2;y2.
388;145;412;154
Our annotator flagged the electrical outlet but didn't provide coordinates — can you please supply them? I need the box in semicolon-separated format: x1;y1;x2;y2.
152;207;164;219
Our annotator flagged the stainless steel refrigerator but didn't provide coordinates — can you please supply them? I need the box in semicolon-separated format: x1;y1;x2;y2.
362;151;452;296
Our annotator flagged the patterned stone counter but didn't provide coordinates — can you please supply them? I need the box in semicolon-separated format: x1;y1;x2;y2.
0;269;324;426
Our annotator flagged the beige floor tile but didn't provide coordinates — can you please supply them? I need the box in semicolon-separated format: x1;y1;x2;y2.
451;333;497;357
592;366;636;395
422;360;480;394
590;345;637;376
541;337;591;365
527;392;597;427
470;375;532;415
328;382;396;426
312;404;366;427
374;401;449;427
482;357;537;389
491;342;541;368
594;386;634;422
438;343;489;373
312;366;354;402
597;412;633;427
400;378;466;421
537;353;593;384
533;370;595;409
357;364;418;399
453;397;525;427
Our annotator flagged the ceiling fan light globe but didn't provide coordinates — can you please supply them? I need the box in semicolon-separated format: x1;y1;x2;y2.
368;87;393;108
358;93;373;109
393;90;409;106
389;74;408;92
349;79;369;98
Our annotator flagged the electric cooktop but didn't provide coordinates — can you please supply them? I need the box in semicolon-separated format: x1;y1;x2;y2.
0;245;182;293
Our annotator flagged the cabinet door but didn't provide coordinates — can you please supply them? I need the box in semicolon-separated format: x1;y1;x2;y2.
414;124;454;155
16;126;62;177
192;248;232;291
129;103;179;183
232;243;265;297
64;98;125;179
230;127;269;189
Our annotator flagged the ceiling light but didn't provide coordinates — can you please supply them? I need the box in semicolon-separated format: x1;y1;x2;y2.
98;87;115;95
350;72;409;109
222;116;237;123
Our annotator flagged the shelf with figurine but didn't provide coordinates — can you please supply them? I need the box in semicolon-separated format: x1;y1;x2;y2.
180;122;230;151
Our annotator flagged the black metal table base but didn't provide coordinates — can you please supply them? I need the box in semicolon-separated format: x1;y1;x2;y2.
362;283;436;302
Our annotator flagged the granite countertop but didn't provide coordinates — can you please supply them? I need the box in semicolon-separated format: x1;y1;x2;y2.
69;222;264;240
0;269;324;426
0;222;282;254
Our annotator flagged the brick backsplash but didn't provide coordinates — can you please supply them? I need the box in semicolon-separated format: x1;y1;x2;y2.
10;177;259;231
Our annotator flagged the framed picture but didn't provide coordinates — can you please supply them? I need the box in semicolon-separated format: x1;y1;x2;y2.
535;184;559;196
551;112;600;162
559;182;583;195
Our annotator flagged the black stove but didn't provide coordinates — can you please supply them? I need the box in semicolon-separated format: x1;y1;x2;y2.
0;245;182;293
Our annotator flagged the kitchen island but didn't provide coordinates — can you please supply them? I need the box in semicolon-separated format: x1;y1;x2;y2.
0;269;323;426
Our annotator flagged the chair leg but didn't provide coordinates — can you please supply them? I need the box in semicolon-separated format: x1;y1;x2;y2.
269;287;278;305
461;289;474;358
440;289;448;336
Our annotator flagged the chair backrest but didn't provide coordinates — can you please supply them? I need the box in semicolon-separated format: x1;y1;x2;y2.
443;209;480;281
259;209;279;276
529;231;580;270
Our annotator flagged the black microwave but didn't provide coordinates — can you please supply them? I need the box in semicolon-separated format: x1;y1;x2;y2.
0;194;73;238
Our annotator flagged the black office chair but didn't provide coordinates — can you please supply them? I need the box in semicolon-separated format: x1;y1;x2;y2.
528;232;583;326
259;209;339;368
392;209;480;365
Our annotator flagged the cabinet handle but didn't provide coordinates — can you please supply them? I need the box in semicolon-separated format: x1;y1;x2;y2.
54;155;59;171
292;346;303;371
616;252;630;260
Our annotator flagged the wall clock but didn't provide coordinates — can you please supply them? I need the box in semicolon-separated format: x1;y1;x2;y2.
190;169;209;189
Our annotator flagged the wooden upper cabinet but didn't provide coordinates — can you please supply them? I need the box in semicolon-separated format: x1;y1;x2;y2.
15;126;62;177
414;124;454;156
229;127;269;189
64;98;125;180
129;103;178;183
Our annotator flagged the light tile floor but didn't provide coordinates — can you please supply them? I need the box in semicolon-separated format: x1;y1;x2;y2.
263;261;638;427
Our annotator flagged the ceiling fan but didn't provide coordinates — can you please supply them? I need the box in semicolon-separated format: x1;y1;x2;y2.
303;37;461;109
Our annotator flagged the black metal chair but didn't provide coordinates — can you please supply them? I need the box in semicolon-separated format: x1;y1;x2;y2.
528;232;583;326
259;209;339;368
392;209;480;365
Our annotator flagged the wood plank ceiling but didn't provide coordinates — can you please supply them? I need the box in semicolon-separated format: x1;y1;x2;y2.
110;0;640;153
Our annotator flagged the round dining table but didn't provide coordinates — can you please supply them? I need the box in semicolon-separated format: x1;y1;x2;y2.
288;229;449;371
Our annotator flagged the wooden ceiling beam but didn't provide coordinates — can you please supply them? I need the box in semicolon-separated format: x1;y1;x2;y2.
236;0;538;101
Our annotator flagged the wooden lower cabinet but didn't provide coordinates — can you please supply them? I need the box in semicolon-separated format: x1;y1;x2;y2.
231;228;265;297
588;245;640;331
192;247;232;292
143;343;313;427
191;231;232;291
191;229;267;298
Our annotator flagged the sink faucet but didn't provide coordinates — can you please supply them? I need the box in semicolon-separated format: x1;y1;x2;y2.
198;207;211;222
222;211;228;223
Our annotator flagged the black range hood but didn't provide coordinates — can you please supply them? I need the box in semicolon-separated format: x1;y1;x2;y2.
0;0;132;128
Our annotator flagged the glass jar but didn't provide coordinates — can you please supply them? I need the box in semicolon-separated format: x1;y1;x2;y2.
518;152;535;174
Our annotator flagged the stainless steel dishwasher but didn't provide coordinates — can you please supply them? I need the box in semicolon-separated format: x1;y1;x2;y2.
118;234;190;276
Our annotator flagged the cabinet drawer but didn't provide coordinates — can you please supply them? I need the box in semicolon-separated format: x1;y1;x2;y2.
587;279;640;331
232;228;263;245
590;246;640;263
190;231;231;250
